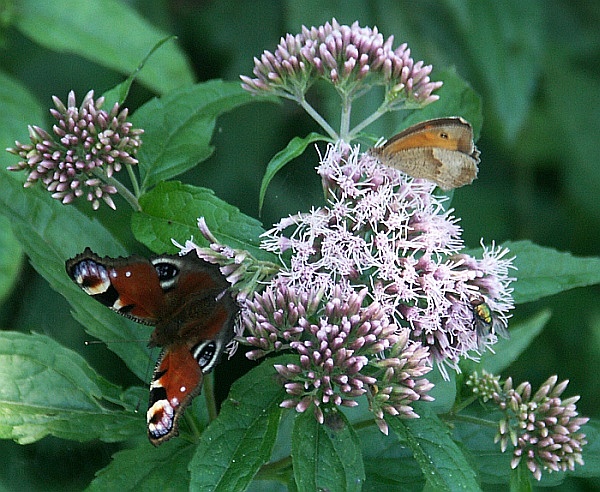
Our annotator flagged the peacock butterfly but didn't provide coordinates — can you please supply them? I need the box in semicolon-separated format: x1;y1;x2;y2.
65;248;238;446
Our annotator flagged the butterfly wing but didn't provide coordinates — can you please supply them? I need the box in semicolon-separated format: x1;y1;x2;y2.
66;248;238;445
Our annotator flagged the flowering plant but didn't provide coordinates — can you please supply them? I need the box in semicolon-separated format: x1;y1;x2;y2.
1;12;598;492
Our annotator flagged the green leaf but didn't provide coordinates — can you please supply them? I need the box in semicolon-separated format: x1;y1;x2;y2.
0;215;23;304
14;0;194;94
358;423;423;490
0;71;46;147
0;332;141;444
479;310;551;375
426;366;457;415
130;80;256;190
133;181;275;261
258;132;328;213
292;409;364;492
451;416;512;485
459;0;543;144
505;240;600;304
0;170;153;381
189;356;289;491
510;463;533;492
387;405;480;491
459;309;551;377
399;67;483;140
88;439;195;491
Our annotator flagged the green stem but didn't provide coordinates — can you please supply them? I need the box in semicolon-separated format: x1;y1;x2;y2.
346;101;390;141
441;413;499;429
204;373;219;422
339;96;352;141
184;409;202;442
298;98;339;140
450;394;478;414
125;163;141;197
92;168;141;211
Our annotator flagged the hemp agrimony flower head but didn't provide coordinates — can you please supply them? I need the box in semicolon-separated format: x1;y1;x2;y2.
261;143;515;377
7;90;143;210
176;216;434;434
243;282;433;433
467;371;589;481
241;19;443;140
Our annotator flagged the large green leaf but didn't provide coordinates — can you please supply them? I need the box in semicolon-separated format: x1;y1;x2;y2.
480;310;551;374
0;215;23;305
506;240;600;304
459;0;543;144
0;71;46;146
14;0;194;94
292;410;364;492
0;171;153;381
133;181;275;261
130;80;256;190
88;439;195;491
189;356;288;491
387;405;480;491
358;423;424;490
0;332;141;444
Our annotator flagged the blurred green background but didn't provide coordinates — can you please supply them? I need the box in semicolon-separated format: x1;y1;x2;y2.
0;0;598;490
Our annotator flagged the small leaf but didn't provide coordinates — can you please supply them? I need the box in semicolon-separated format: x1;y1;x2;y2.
14;0;194;94
387;404;480;491
133;181;276;261
0;332;141;444
130;80;256;190
88;439;195;490
292;409;364;492
259;132;329;213
505;240;600;304
189;356;290;491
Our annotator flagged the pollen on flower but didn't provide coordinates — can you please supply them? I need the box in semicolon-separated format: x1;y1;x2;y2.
7;90;143;210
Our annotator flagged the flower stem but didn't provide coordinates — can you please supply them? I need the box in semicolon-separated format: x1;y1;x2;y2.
339;96;352;141
450;394;478;414
346;101;390;140
442;413;499;429
298;98;339;140
204;373;219;422
92;168;141;211
184;409;202;441
125;163;141;197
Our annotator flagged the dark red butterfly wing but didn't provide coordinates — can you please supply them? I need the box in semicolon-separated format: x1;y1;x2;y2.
66;248;238;445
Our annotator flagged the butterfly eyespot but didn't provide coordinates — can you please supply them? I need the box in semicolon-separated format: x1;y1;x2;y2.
153;262;179;281
66;249;238;445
